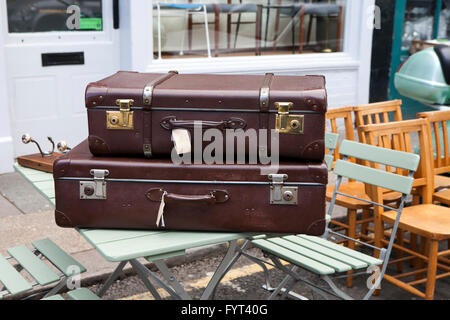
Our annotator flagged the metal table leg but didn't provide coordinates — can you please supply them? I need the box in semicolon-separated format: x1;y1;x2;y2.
200;239;241;300
130;259;181;300
153;260;191;300
98;261;127;297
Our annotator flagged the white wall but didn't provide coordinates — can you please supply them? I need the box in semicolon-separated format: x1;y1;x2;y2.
0;9;14;174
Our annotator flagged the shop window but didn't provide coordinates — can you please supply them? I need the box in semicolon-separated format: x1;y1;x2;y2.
152;0;346;59
6;0;102;33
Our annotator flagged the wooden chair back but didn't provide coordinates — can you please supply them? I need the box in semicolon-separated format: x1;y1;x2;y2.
358;118;434;204
417;110;450;176
353;100;403;143
326;106;355;164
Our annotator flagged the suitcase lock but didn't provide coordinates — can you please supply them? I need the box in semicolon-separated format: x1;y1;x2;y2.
106;99;134;130
269;174;298;205
275;102;304;135
80;169;109;200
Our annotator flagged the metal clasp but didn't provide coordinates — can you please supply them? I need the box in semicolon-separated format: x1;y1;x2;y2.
106;99;134;130
269;174;298;205
80;169;109;200
275;102;304;135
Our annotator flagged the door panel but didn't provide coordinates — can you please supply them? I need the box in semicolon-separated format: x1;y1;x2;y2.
2;0;120;157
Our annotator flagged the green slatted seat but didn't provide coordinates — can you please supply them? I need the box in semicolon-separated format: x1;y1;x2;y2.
32;239;86;276
7;245;60;286
0;254;33;296
41;295;65;300
42;289;101;301
0;238;87;300
245;138;419;300
67;288;101;300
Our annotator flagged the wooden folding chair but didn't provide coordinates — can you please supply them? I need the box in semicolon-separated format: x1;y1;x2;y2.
242;139;419;300
359;118;450;300
417;110;450;205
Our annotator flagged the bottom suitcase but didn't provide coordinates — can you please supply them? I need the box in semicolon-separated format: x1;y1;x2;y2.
53;140;327;235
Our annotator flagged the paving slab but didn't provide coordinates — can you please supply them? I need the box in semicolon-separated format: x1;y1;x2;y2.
0;172;53;214
0;194;22;217
0;210;92;256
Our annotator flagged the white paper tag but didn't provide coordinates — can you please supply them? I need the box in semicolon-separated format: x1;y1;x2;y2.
171;129;191;155
156;191;167;227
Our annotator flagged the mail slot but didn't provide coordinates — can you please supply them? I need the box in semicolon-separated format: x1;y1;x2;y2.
42;52;85;67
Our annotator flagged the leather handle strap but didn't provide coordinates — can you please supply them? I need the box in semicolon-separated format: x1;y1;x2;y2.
147;189;230;204
259;72;274;112
143;70;178;107
160;116;247;131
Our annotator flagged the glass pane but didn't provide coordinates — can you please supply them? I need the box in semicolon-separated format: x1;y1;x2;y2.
402;0;437;51
438;0;449;39
152;0;346;59
7;0;103;33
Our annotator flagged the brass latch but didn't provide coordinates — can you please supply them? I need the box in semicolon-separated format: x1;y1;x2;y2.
275;102;304;135
106;99;134;130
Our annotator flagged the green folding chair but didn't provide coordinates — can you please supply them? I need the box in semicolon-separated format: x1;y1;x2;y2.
203;132;340;299
248;139;420;300
0;238;98;300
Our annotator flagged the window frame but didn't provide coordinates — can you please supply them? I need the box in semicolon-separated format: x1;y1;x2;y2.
1;0;113;45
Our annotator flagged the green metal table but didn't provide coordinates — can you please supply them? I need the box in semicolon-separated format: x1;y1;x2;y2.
14;163;258;300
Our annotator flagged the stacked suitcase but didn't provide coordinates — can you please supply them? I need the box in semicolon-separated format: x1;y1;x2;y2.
54;71;328;235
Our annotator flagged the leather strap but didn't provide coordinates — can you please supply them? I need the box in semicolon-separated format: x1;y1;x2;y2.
142;70;178;107
259;72;274;112
143;110;152;157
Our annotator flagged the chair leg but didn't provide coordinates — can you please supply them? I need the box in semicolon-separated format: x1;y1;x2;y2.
336;6;343;52
396;229;404;273
425;240;439;300
255;5;262;56
188;0;193;52
214;4;220;57
272;1;281;50
346;209;357;288
360;208;371;237
415;237;429;280
410;233;418;267
306;15;313;45
298;7;305;54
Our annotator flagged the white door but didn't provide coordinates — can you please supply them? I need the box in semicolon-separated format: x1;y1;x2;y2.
1;0;120;156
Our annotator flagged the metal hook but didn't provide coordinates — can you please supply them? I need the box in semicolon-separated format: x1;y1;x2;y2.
21;134;55;157
56;140;72;153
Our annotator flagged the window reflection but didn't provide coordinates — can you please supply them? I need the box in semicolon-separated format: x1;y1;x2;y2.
7;0;102;33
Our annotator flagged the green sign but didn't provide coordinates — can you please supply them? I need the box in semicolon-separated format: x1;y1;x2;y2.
79;18;102;31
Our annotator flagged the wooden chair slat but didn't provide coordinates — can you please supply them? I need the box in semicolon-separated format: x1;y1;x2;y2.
0;254;32;296
32;239;86;276
338;140;420;171
252;239;335;275
7;245;60;286
283;235;367;269
334;160;415;195
67;288;101;300
298;235;383;266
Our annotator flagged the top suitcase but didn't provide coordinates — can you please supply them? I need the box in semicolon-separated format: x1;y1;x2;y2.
86;71;327;161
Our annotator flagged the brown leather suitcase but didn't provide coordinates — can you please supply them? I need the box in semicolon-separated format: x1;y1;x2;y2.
53;140;327;234
86;71;327;161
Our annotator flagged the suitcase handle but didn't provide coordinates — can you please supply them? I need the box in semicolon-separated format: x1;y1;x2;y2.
146;188;230;204
160;116;246;131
